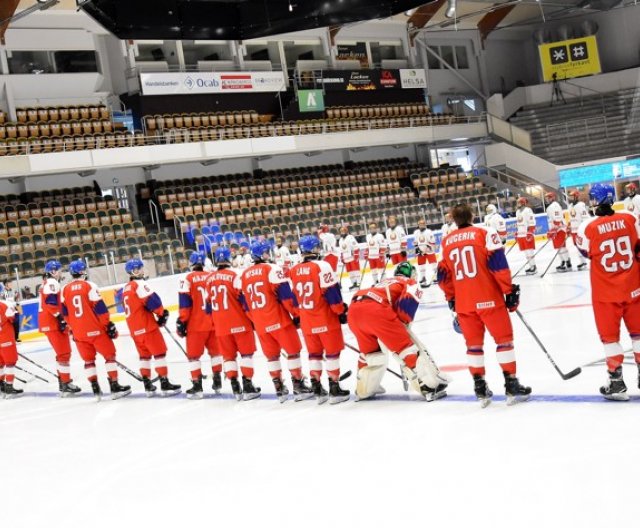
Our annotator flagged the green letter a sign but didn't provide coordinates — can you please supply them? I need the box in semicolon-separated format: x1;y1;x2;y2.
298;89;325;112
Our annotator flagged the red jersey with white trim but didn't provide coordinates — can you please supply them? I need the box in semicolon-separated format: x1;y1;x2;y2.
61;279;110;339
0;300;17;345
178;271;213;332
122;279;165;337
38;277;63;333
576;212;640;303
437;226;512;313
353;276;422;324
241;262;298;334
209;267;253;336
290;259;345;334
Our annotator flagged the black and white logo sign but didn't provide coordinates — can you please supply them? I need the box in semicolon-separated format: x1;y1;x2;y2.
569;42;588;61
549;45;568;64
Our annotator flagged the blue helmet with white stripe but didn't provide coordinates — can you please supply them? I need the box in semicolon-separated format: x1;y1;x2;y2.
589;183;615;206
250;241;272;261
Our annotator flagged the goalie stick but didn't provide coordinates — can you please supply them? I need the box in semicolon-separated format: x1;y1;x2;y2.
344;342;404;381
515;310;581;380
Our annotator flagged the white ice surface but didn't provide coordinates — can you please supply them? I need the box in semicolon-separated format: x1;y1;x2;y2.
3;241;639;528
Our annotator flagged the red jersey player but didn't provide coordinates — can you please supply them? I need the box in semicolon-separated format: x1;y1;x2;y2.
348;262;447;401
437;204;530;407
61;259;130;401
177;251;221;399
209;247;261;401
38;259;81;396
241;240;313;403
0;285;22;398
122;259;181;397
576;183;640;400
290;235;350;404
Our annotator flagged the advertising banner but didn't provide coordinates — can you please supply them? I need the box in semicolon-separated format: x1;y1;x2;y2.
399;68;427;89
538;35;601;83
140;71;287;95
318;68;424;91
298;89;325;112
336;42;369;67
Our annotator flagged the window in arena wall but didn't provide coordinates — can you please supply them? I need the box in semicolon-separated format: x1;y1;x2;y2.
426;47;441;70
7;50;98;74
455;46;469;69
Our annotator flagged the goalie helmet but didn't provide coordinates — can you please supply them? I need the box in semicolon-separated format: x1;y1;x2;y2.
394;261;417;280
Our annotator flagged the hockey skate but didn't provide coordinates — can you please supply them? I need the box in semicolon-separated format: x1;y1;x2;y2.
272;377;289;403
212;372;222;394
230;377;243;401
419;278;430;289
159;377;181;397
3;383;24;399
349;283;359;291
421;383;447;402
142;376;157;398
566;260;572;270
577;262;587;270
556;261;568;273
504;375;531;405
0;380;5;395
186;377;204;400
474;376;493;408
311;378;329;405
59;380;81;398
109;380;132;400
600;367;629;401
329;379;350;404
292;377;314;402
525;265;537;275
91;380;103;402
242;376;261;401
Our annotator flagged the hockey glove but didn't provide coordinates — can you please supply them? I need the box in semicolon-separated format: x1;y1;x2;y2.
448;299;456;312
176;319;187;338
106;322;118;339
338;303;348;325
415;247;423;256
292;316;301;329
56;314;68;333
156;309;169;327
505;284;521;312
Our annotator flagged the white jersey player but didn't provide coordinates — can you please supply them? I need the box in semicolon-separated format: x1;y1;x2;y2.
440;213;457;238
623;183;640;223
515;197;537;275
289;241;303;267
545;192;571;272
567;191;589;269
484;204;507;243
412;219;436;287
338;226;361;290
365;223;386;284
232;246;253;270
318;224;339;271
274;237;292;271
385;215;406;265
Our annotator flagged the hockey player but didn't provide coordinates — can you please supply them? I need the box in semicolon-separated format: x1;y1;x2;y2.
567;191;589;270
122;259;181;397
545;192;571;272
38;260;81;396
576;183;640;401
318;224;339;271
209;247;260;401
348;262;447;402
413;219;437;288
232;243;253;270
385;215;406;264
438;204;531;407
289;240;303;266
365;223;386;284
0;284;21;398
274;236;292;273
440;213;457;238
338;225;361;290
515;197;537;275
177;251;221;399
241;241;313;402
290;235;350;404
484;204;507;244
623;182;640;223
61;259;130;401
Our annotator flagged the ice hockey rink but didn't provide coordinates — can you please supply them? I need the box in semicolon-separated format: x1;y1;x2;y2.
4;240;638;528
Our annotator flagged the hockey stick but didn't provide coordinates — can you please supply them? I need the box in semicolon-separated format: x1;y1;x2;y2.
379;255;391;282
515;310;581;380
115;360;159;384
540;249;560;279
344;342;404;381
512;238;551;278
15;364;49;383
15;375;27;384
504;241;516;257
163;326;208;379
406;327;451;385
18;352;59;380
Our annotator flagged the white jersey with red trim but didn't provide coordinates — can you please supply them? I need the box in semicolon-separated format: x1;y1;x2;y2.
568;201;590;233
623;195;640;223
338;234;359;263
274;245;291;267
441;222;457;238
484;213;507;239
319;232;338;257
546;201;567;232
385;225;406;254
365;232;386;259
515;207;536;238
412;228;436;254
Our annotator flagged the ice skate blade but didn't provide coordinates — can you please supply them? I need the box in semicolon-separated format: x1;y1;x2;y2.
603;393;629;402
425;390;447;402
316;394;329;405
294;392;315;402
186;392;204;400
93;393;102;402
478;397;492;408
59;391;80;398
243;391;261;401
111;389;132;401
277;393;289;403
506;394;530;406
4;393;24;400
160;389;181;397
145;390;157;398
233;392;243;401
329;394;350;405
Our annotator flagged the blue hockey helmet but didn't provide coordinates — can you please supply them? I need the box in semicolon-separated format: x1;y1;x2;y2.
214;246;231;264
189;251;207;267
44;259;63;275
68;259;87;277
250;241;272;261
299;235;321;254
125;258;145;276
589;183;615;206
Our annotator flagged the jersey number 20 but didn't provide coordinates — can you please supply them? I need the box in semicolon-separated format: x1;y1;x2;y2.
450;246;478;280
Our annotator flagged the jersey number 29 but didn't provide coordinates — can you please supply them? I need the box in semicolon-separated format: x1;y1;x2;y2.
599;236;634;273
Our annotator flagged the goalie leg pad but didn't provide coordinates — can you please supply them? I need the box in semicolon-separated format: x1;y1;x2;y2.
356;352;388;400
